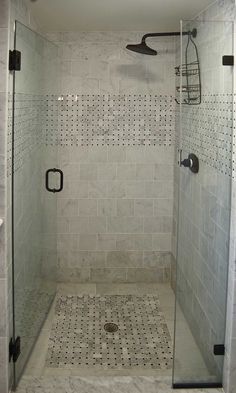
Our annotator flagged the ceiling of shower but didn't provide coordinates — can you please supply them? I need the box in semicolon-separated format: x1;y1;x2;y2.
27;0;214;31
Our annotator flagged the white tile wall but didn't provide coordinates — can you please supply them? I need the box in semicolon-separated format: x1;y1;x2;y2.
55;145;174;283
44;32;177;283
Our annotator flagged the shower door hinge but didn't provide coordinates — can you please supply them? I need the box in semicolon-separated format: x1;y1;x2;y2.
9;50;21;71
214;344;225;356
9;336;21;362
222;55;234;66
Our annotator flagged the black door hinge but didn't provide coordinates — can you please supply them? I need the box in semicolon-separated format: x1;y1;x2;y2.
9;336;21;362
214;344;225;356
222;55;234;66
9;50;21;71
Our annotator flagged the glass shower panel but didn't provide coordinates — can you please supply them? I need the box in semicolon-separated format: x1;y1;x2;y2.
173;20;233;387
12;22;58;386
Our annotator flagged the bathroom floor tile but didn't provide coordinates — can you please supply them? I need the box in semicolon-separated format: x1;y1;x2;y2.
23;284;210;381
46;294;173;370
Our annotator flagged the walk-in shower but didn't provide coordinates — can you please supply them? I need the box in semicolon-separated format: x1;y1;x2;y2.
8;8;234;393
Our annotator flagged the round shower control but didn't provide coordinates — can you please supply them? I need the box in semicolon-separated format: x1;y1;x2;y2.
181;153;199;173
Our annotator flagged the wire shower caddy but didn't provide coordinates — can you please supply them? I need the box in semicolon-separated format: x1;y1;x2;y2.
175;30;201;105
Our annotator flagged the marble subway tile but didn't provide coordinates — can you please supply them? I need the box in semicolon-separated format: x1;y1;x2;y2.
71;59;90;78
0;337;7;393
88;181;107;198
57;268;90;283
97;234;117;250
145;181;173;199
69;217;90;233
79;234;97;250
117;199;134;216
117;164;136;180
133;234;153;251
58;234;80;252
57;199;78;217
107;147;126;162
0;1;8;28
126;182;146;198
98;199;117;216
136;164;154;180
134;199;153;217
127;268;166;283
144;217;172;233
88;217;107;233
152;234;172;251
143;252;171;268
106;181;126;198
116;234;134;250
154;164;174;180
0;279;6;336
125;147;146;163
154;199;173;216
97;164;117;180
90;268;127;283
88;251;107;268
80;164;98;180
106;251;143;268
58;251;87;268
88;147;108;162
78;199;97;216
0;94;7;156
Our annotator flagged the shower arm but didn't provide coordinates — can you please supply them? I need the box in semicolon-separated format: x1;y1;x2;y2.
141;29;197;42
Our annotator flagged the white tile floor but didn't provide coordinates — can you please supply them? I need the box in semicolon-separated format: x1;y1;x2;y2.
22;283;209;382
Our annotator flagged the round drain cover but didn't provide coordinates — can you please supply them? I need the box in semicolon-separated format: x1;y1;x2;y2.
104;322;118;333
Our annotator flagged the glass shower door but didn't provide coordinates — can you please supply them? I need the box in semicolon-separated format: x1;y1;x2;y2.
11;21;59;386
173;19;234;387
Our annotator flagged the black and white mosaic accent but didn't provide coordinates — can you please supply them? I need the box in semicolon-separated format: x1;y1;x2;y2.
7;93;46;176
46;294;173;369
45;94;175;147
181;94;233;177
15;289;53;338
8;93;235;178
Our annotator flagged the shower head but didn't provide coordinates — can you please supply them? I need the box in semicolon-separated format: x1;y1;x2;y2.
126;39;157;56
126;30;197;56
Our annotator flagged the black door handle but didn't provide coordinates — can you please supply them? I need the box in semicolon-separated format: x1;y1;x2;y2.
45;168;63;193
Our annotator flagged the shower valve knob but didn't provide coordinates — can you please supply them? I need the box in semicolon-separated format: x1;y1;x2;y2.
180;153;199;174
181;158;192;167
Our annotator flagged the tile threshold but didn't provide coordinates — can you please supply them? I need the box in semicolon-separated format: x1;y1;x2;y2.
16;375;223;393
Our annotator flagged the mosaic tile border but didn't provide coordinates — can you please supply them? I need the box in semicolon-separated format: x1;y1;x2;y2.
7;93;236;178
7;93;46;176
181;94;233;177
45;94;175;147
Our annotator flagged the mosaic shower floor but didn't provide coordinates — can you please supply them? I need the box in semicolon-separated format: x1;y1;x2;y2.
46;294;172;370
23;283;209;379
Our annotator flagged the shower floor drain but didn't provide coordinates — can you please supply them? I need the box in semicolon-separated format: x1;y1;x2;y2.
104;322;119;333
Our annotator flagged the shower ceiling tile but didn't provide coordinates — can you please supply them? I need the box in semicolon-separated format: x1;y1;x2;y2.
27;0;214;31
